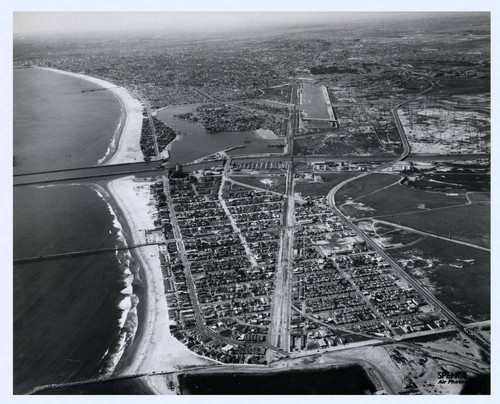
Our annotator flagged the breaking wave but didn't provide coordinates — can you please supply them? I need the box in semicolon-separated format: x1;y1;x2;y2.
90;185;139;377
96;102;124;165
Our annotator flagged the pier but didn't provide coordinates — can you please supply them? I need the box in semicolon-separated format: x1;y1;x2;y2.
13;241;174;265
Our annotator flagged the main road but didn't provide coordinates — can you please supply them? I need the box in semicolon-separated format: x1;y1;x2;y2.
325;75;490;354
267;85;297;359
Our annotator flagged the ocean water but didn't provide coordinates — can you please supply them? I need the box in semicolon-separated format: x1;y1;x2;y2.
13;184;139;394
13;67;122;175
13;68;136;394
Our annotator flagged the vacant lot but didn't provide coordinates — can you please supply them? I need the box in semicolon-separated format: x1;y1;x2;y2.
340;184;467;218
293;132;393;158
468;192;490;202
335;173;400;204
358;219;423;249
338;173;488;247
338;175;468;220
382;204;490;249
230;175;287;194
387;237;490;323
295;172;359;197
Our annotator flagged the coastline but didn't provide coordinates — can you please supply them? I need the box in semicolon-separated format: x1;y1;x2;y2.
104;176;214;389
32;68;213;389
40;67;144;165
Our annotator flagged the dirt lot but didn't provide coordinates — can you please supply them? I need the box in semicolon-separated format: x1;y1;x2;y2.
230;174;287;194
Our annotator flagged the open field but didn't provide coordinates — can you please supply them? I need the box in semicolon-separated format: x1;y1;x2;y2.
257;84;292;103
382;204;490;249
335;173;400;204
294;132;355;156
434;77;490;96
294;172;359;197
386;237;490;323
229;175;287;194
337;172;488;247
338;176;469;220
468;192;490;202
406;173;490;194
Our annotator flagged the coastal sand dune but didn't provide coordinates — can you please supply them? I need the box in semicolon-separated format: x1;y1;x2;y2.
106;176;214;384
42;67;143;165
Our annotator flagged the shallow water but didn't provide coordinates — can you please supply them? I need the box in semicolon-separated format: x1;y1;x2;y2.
156;104;282;164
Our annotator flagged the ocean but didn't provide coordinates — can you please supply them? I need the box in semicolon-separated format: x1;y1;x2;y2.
13;68;136;394
13;67;122;175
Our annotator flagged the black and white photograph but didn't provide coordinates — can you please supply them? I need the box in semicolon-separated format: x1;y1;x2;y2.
5;1;496;398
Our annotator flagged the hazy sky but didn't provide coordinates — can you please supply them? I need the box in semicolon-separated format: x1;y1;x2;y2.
13;12;482;36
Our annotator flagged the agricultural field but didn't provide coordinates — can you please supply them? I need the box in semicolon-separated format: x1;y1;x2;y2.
337;169;489;247
404;173;490;194
386;237;490;323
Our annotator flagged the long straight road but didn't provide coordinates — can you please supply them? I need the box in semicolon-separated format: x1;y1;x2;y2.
325;80;492;353
267;85;298;358
372;219;490;252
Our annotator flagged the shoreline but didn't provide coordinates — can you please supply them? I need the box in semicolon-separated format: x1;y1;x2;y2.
104;176;215;391
40;67;144;165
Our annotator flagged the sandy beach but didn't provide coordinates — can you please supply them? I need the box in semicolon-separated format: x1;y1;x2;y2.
42;67;144;164
40;68;214;390
106;176;213;391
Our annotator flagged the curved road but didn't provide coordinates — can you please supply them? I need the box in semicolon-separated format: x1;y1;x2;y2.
326;77;490;355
